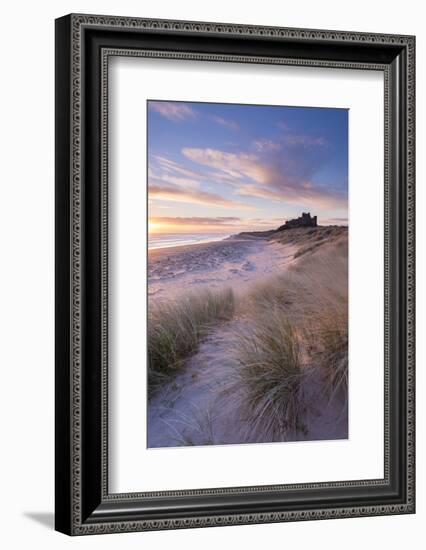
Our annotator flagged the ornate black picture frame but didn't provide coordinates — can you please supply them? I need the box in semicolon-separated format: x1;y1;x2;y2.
55;14;415;535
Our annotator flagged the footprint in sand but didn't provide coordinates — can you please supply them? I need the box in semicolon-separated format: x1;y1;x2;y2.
242;261;256;271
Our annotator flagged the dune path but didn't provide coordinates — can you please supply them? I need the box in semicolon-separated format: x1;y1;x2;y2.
147;234;348;448
147;320;247;447
147;237;295;447
147;314;347;448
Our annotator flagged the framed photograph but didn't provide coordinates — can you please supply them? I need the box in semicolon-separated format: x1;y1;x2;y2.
55;14;415;535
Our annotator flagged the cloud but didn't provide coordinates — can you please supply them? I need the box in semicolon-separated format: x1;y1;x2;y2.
148;184;254;210
150;216;241;226
249;217;286;225
149;153;256;210
236;183;346;210
149;216;289;232
212;116;240;132
253;139;281;152
285;135;327;147
236;185;284;202
182;135;346;211
150;173;199;190
149;156;204;191
149;101;196;121
182;148;268;183
277;121;327;147
152;155;205;180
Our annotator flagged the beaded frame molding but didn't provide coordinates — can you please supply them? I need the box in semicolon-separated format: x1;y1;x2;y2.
55;14;415;536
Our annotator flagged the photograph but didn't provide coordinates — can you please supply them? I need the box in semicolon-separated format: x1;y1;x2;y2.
147;100;349;448
52;10;415;537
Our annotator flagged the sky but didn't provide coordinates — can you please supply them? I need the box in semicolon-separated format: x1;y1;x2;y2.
147;100;348;234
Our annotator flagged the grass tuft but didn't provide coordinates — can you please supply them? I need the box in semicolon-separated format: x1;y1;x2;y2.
148;288;235;396
230;235;348;439
231;309;304;441
309;312;348;401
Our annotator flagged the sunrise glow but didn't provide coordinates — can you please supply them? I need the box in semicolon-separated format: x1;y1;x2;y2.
148;221;165;234
148;101;348;235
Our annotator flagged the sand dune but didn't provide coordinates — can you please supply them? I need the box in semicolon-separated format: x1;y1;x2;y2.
147;227;348;448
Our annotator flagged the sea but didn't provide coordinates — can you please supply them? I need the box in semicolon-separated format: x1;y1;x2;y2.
148;233;231;250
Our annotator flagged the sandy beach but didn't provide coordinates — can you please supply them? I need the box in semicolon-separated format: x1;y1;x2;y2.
147;235;298;447
147;227;348;448
148;236;297;302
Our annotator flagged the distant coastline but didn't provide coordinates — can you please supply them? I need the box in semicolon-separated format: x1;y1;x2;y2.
148;214;347;251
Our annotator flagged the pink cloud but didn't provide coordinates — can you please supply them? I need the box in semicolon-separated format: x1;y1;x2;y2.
150;216;241;226
152;155;206;180
212;116;240;132
149;102;196;121
183;145;346;211
149;184;254;210
236;183;347;210
151;173;199;190
182;148;269;183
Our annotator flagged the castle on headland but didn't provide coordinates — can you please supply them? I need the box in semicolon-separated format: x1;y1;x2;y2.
277;212;317;231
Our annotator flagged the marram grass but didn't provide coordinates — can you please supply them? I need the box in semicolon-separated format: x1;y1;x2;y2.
230;236;348;439
148;288;235;396
231;309;304;441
